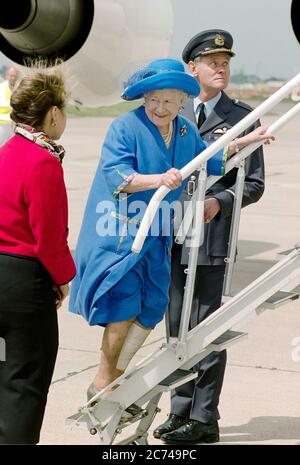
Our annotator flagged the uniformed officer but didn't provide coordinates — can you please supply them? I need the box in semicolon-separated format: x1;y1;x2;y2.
154;29;266;443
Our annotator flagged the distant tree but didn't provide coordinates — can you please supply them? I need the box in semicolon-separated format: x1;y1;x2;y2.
263;76;284;82
231;72;261;84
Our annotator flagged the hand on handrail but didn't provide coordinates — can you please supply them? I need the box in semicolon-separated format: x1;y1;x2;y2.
227;125;275;157
159;168;182;190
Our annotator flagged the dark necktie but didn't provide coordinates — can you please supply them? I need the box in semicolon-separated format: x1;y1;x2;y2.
197;103;206;129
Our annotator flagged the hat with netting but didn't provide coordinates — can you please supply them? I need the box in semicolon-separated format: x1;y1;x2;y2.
121;58;200;101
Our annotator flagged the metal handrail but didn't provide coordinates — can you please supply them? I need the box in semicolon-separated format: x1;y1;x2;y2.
175;101;300;244
131;73;300;254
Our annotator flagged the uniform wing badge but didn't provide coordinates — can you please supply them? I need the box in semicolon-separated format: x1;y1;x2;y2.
209;126;229;142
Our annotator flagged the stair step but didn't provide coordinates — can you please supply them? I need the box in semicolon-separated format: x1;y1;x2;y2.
158;369;197;390
265;290;299;309
210;329;248;351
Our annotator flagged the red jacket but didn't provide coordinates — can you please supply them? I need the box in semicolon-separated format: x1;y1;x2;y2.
0;134;76;285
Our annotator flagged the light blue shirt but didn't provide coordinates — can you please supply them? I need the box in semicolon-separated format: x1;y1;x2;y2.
193;92;222;120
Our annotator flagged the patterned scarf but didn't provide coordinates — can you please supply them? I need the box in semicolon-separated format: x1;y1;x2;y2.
15;123;65;163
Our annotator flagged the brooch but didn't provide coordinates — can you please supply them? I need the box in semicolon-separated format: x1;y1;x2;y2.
180;125;187;137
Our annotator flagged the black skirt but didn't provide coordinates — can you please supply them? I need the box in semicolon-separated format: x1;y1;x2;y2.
0;253;58;444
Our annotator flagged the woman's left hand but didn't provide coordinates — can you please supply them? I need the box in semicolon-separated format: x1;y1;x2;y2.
242;125;275;146
229;125;275;157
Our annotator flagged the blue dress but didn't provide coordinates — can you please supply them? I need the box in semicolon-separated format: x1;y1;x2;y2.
69;106;225;327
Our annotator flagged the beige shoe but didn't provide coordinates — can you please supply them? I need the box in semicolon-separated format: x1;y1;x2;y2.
87;383;100;405
86;382;142;420
87;382;119;402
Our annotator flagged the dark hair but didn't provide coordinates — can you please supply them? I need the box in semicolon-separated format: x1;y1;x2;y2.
10;64;68;129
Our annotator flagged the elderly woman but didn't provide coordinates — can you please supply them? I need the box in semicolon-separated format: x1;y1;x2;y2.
0;67;75;444
69;58;272;399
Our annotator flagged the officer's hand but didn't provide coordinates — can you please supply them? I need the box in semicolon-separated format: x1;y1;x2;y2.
160;168;182;190
204;198;221;223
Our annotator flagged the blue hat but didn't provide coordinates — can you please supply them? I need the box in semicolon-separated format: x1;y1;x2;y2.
121;58;200;101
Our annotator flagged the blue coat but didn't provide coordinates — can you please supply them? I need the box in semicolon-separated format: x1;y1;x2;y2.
69;106;225;325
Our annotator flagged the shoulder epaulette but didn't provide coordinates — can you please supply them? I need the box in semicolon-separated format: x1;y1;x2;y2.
232;99;253;112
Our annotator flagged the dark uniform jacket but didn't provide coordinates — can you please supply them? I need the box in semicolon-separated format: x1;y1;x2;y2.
179;91;265;265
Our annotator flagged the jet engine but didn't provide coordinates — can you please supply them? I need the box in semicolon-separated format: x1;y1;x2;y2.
1;1;299;106
0;0;173;106
291;0;300;46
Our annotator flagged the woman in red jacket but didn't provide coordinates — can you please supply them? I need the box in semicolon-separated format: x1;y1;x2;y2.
0;67;76;444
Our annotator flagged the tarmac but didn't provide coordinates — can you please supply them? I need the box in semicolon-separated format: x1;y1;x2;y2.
39;104;300;445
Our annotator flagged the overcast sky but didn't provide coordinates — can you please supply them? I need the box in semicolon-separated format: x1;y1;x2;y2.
0;0;298;80
170;0;299;79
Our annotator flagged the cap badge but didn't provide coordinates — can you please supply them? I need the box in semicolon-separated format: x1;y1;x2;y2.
215;34;225;46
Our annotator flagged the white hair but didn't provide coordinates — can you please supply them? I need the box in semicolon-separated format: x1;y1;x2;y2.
144;89;187;104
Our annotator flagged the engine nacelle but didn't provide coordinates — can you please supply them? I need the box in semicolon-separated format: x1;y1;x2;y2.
0;0;173;106
1;1;299;106
291;0;300;46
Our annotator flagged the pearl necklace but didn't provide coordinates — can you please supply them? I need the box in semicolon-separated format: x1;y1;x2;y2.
160;122;173;149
